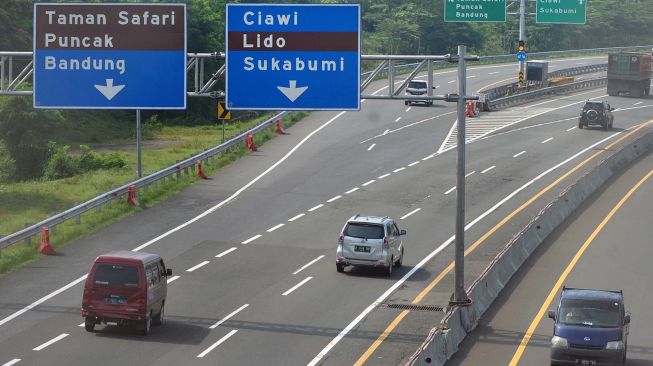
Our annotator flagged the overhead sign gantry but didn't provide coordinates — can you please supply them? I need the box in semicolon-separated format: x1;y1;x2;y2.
33;3;186;109
225;4;361;110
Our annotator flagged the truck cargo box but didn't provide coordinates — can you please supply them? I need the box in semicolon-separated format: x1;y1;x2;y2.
607;52;652;81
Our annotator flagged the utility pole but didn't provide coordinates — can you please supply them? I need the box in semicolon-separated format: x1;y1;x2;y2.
518;0;526;86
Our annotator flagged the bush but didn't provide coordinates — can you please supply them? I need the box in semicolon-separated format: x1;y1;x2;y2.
0;139;16;182
43;142;126;180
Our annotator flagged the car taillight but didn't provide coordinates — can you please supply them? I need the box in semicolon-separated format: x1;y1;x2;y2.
338;234;344;245
383;237;389;250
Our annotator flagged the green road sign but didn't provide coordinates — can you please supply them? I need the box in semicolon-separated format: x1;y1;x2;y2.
444;0;506;23
536;0;587;24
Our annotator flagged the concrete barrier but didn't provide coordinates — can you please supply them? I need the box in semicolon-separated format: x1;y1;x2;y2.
408;126;653;366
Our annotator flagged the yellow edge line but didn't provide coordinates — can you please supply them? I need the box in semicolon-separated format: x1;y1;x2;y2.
354;121;653;365
508;167;653;366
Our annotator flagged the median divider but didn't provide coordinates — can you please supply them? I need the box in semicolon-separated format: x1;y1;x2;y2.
407;125;653;366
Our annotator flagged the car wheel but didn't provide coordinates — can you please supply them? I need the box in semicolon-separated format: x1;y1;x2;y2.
386;257;393;276
141;313;151;335
153;303;164;326
84;317;95;332
604;120;609;130
404;101;409;106
428;101;433;106
395;248;403;268
336;263;344;273
578;120;584;129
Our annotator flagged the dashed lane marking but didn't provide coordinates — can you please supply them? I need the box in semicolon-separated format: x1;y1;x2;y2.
216;248;237;258
288;213;305;222
33;333;69;351
267;223;285;232
293;255;325;275
241;234;262;244
513;150;526;158
367;143;376;151
308;204;324;212
400;208;421;220
197;330;238;358
282;277;313;296
481;166;496;174
209;304;249;329
186;261;210;272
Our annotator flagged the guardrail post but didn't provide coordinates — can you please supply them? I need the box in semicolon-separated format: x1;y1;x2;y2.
24;223;32;246
74;202;81;224
51;224;57;235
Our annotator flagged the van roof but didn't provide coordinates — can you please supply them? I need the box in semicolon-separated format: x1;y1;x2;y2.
95;250;160;265
561;288;623;302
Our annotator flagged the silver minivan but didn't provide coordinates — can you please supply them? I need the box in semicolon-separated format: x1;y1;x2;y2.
336;215;406;275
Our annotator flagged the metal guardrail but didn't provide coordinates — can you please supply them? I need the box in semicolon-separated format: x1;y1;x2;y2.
486;77;607;110
0;111;288;253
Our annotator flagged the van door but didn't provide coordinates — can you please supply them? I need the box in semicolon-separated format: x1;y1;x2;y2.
90;263;143;314
145;262;164;316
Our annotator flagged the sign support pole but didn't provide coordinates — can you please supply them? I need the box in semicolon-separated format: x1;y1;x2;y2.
452;45;469;306
136;110;142;178
519;0;526;87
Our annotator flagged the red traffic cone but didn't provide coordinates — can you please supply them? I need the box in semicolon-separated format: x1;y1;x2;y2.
197;160;209;179
465;101;475;118
127;185;139;206
245;133;257;151
38;227;56;255
275;119;286;135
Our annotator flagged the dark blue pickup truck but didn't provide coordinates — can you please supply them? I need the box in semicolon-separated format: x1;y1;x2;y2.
548;287;629;366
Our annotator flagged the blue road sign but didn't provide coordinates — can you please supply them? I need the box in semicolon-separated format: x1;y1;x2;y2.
33;3;186;109
226;4;361;110
517;51;527;62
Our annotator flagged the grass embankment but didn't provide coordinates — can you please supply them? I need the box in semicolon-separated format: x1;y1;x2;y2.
0;112;308;274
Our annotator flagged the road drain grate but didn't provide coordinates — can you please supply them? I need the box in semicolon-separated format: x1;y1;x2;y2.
381;303;445;312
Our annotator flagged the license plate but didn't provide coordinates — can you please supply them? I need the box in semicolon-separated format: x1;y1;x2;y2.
354;245;370;253
106;321;118;326
579;360;596;366
105;295;125;304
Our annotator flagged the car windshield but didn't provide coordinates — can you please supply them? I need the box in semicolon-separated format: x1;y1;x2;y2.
344;223;384;239
559;298;621;328
94;264;140;288
408;81;427;89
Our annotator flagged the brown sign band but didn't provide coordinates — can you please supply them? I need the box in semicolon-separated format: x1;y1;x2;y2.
228;32;358;52
35;4;184;50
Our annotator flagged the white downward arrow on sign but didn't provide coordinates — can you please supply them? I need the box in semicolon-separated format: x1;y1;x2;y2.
277;80;308;102
94;79;125;101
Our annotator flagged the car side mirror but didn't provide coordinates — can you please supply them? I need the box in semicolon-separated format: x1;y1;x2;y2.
548;310;556;320
166;268;173;276
400;229;407;236
624;314;630;324
610;107;615;111
432;86;437;89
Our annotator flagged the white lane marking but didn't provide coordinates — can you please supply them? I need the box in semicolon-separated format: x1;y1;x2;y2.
541;137;554;144
489;71;499;75
282;277;313;296
293;255;325;275
400;208;421;220
395;117;402;123
131;110;348;254
308;204;324;212
383;129;390;135
408;161;420;167
306;130;625;366
444;186;456;195
197;330;238;358
465;171;476;178
566;126;577;131
209;304;249;329
327;195;342;203
2;359;21;366
634;101;643;106
513;150;526;158
33;333;69;351
448;80;455;84
367;143;376;151
216;248;237;258
242;234;262;244
405;107;412;112
422;154;435;161
467;75;476;79
345;187;359;194
288;213;305;222
362;180;376;187
481;166;496;174
393;167;406;173
78;322;85;327
378;173;391;179
0;274;87;327
186;261;210;272
166;275;181;284
360;111;456;144
267;223;285;232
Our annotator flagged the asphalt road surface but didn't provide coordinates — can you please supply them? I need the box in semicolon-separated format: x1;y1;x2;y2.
1;55;652;366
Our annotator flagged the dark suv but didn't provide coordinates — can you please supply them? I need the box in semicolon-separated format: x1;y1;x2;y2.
548;287;629;366
579;101;614;130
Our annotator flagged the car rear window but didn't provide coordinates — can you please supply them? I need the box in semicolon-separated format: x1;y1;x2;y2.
583;103;603;110
344;223;384;239
94;264;140;288
408;81;427;89
559;298;621;327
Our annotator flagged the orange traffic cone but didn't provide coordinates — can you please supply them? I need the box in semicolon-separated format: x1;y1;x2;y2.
245;133;257;151
275;119;286;135
38;227;56;255
197;160;209;179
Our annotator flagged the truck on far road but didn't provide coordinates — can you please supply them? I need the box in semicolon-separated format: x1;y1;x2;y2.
607;52;651;97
